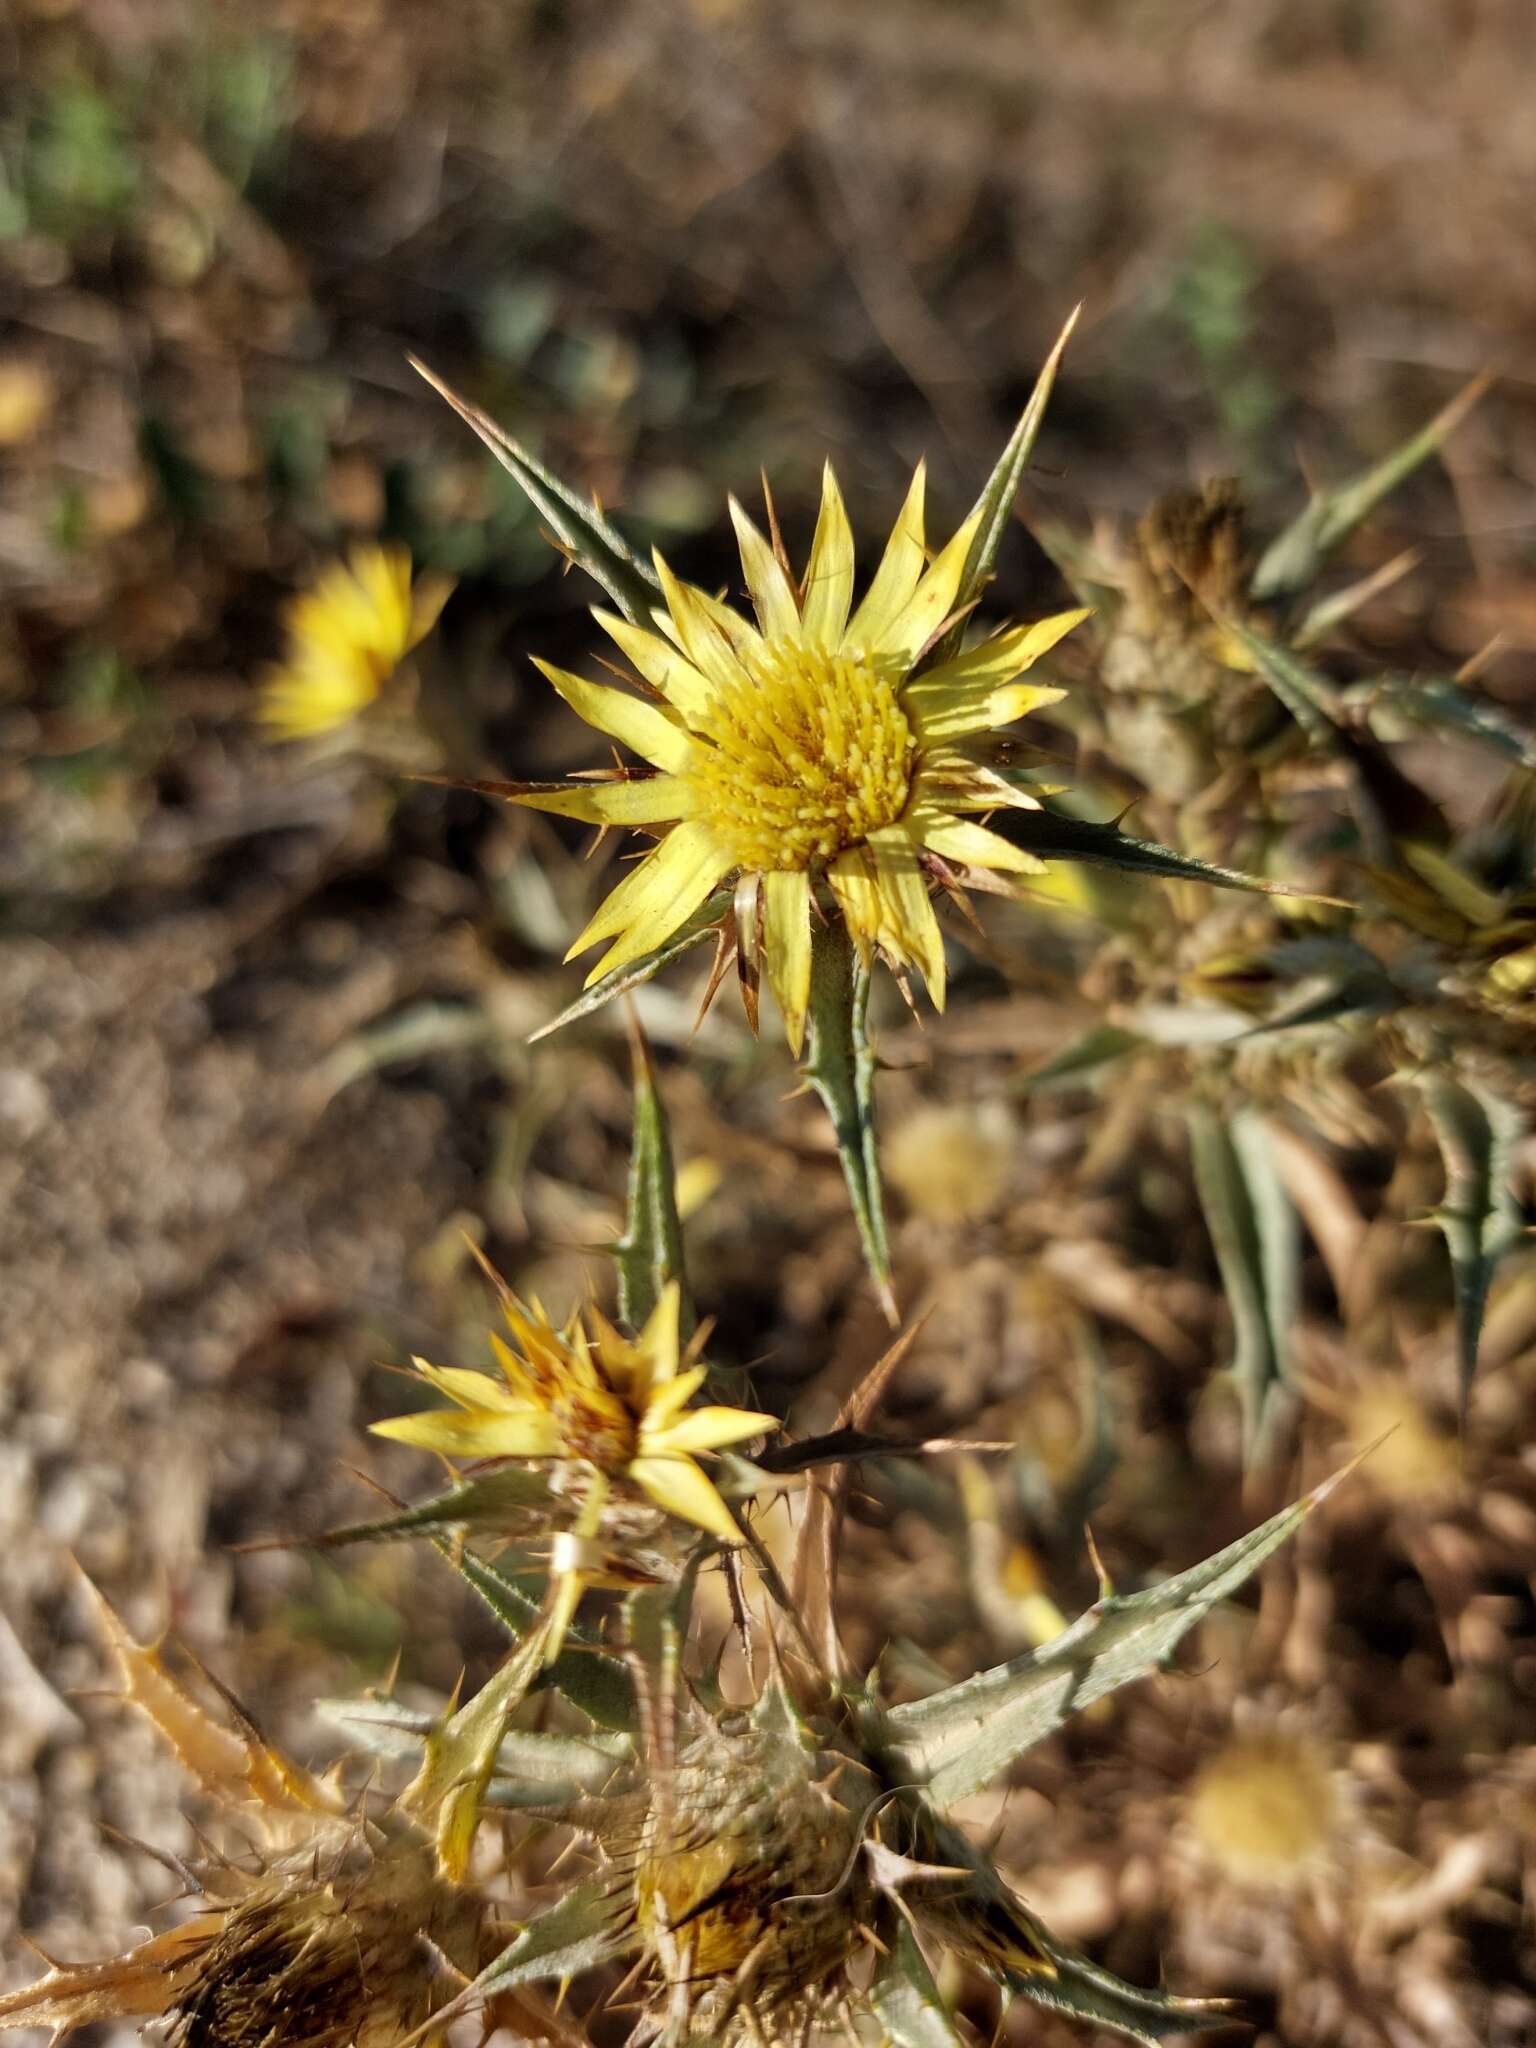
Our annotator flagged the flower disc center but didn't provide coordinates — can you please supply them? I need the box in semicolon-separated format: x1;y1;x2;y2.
688;643;915;872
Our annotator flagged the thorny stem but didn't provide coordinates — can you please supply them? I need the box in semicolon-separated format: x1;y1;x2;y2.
802;917;897;1325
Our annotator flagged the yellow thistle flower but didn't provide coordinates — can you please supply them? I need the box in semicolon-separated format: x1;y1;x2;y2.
1185;1728;1340;1888
508;466;1088;1049
258;542;453;740
371;1277;772;1653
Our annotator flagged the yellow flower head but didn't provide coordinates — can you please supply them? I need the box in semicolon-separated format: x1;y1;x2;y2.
258;542;453;740
1186;1729;1339;1888
372;1275;772;1653
509;467;1088;1049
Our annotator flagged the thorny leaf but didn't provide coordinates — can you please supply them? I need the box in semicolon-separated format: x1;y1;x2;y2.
456;1879;635;2001
998;807;1339;900
78;1575;342;1825
1251;371;1490;601
1415;1072;1528;1415
299;1468;554;1548
614;1012;693;1334
314;1698;629;1806
1353;672;1535;766
529;886;735;1042
432;1537;637;1733
1014;1930;1237;2045
868;1921;965;2048
399;1624;550;1880
879;1468;1344;1804
803;916;896;1323
410;356;661;623
1225;620;1344;746
0;1920;224;2035
1188;1103;1300;1464
924;305;1081;672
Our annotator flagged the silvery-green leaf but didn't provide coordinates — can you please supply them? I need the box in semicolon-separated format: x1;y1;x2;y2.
869;1921;964;2048
1252;372;1489;601
614;1016;691;1333
314;1697;630;1804
1225;621;1343;745
1350;672;1535;765
302;1469;553;1548
879;1472;1342;1804
528;886;734;1042
803;916;895;1324
925;306;1080;670
470;1879;636;1995
1416;1073;1527;1415
1016;1021;1144;1092
1188;1104;1299;1464
411;356;660;622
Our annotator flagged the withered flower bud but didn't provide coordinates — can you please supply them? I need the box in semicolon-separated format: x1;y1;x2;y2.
168;1839;481;2048
632;1701;869;2030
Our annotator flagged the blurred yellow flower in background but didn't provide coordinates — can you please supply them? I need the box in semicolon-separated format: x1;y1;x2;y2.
507;464;1087;1050
372;1273;772;1654
258;542;453;739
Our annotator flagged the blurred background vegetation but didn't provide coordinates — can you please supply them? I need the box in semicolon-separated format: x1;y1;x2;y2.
3;2;1535;2044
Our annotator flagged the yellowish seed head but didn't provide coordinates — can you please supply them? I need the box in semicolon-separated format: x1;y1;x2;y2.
887;1103;1015;1224
1186;1729;1338;1887
684;641;916;871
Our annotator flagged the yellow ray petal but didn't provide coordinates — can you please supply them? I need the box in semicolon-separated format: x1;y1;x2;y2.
909;608;1089;697
869;830;948;1005
826;842;884;962
729;497;802;641
594;609;714;721
531;660;696;774
488;1330;544;1404
908;813;1047;875
637;1281;683;1387
647;1404;774;1455
503;774;695;826
626;1452;742;1543
641;1365;709;1432
906;679;1065;745
406;569;456;650
370;1409;561;1458
913;747;1045;814
762;867;813;1056
573;823;735;981
875;508;984;669
846;463;927;651
801;462;855;648
653;550;764;694
830;830;946;1006
409;1358;530;1413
